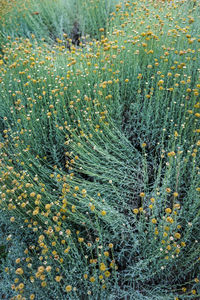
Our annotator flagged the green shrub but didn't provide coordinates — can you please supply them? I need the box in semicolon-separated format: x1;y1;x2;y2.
0;0;199;299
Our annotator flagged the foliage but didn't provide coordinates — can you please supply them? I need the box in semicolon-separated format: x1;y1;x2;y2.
0;0;200;299
0;0;119;44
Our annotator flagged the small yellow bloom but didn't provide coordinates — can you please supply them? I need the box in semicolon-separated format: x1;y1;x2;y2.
165;208;172;214
41;281;47;287
65;285;72;292
100;263;106;271
15;268;23;275
167;152;175;157
133;208;139;214
64;247;70;253
66;229;71;235
174;233;181;239
90;204;95;211
90;276;95;282
45;204;51;210
46;266;51;272
140;192;145;197
151;218;157;224
55;276;62;282
104;271;111;277
101;210;106;216
18;283;24;290
166;217;174;224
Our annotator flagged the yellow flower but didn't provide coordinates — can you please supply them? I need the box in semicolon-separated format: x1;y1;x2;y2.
45;204;51;210
174;233;181;239
101;210;106;216
133;208;139;214
65;285;72;292
38;266;45;273
151;218;157;224
46;266;51;272
55;276;62;282
174;203;180;210
165;208;172;214
18;283;24;290
166;217;174;224
41;281;47;287
64;247;70;253
90;204;95;211
90;276;95;282
65;229;71;235
104;271;111;277
33;209;39;216
15;268;23;275
167;152;175;157
191;289;196;295
100;263;106;271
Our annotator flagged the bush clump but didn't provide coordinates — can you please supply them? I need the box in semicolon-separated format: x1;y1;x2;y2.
0;0;199;299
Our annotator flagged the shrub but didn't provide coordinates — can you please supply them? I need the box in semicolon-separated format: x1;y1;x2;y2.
0;0;199;299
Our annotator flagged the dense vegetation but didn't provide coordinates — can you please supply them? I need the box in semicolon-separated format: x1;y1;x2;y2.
0;0;199;299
